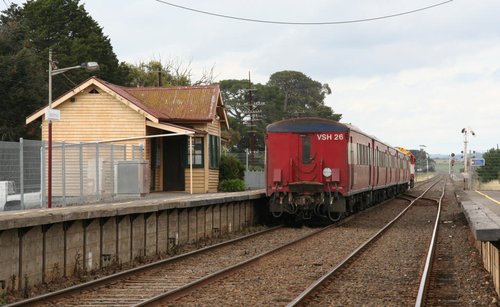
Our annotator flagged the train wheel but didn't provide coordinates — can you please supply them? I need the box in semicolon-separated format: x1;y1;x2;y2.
326;199;342;222
327;210;342;222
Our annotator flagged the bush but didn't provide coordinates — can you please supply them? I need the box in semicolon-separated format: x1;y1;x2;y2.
219;179;245;192
219;155;245;180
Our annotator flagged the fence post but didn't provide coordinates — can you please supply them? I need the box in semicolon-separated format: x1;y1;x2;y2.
124;144;127;160
80;142;83;203
41;142;46;208
245;149;249;170
96;143;100;201
20;138;24;209
139;144;143;161
132;145;135;160
111;144;114;196
62;141;66;206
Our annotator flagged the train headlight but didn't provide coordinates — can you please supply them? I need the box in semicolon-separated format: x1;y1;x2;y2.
323;167;332;177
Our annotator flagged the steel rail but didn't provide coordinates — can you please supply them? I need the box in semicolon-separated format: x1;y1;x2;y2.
287;177;442;307
6;225;283;307
415;178;447;306
134;223;345;306
136;194;405;306
134;207;381;306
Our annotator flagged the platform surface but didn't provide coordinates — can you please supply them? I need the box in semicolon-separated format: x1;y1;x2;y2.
460;189;500;241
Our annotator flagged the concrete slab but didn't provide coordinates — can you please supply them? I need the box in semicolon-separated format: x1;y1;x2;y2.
459;190;500;241
461;201;500;241
0;189;266;232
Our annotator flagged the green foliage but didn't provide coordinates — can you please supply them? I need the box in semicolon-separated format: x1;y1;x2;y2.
0;290;6;305
219;155;245;180
219;179;245;192
0;0;125;140
267;70;339;120
477;148;500;182
0;13;45;140
410;149;436;172
123;59;192;87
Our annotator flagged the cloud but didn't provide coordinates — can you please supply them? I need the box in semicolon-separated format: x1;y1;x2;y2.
327;42;500;153
5;0;496;154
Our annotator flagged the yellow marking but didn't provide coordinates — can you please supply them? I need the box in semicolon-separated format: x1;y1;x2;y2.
475;190;500;205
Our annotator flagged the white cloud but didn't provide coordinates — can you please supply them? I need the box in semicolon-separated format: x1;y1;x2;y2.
3;0;499;154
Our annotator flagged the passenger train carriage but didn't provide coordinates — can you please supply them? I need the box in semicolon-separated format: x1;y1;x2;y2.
265;118;411;223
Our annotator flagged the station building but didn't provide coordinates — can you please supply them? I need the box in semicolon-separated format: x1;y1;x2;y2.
26;77;229;194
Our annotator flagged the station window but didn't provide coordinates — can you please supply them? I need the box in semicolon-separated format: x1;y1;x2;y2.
209;135;220;168
186;137;204;167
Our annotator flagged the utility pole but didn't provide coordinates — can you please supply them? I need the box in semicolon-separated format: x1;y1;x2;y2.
242;71;262;167
248;72;255;164
461;127;475;189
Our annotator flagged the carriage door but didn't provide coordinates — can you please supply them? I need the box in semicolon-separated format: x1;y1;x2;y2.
298;134;315;181
350;137;354;189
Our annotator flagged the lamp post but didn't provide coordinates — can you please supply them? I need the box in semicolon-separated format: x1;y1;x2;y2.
47;49;99;208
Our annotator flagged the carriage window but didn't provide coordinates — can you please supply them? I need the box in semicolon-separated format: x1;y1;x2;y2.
302;135;311;164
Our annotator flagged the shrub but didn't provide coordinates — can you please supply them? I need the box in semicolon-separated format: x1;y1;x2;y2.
219;179;245;192
219;155;245;180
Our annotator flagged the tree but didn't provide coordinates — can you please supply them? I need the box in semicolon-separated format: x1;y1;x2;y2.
0;0;126;140
0;10;45;140
411;149;436;172
219;71;342;152
124;58;218;87
477;148;500;182
267;70;339;120
124;59;190;87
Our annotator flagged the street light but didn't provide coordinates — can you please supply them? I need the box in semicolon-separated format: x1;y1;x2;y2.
47;49;99;208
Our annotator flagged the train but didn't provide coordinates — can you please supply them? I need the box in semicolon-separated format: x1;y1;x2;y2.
265;117;414;223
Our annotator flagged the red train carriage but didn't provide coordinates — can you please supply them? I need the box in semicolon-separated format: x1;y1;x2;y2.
265;118;410;222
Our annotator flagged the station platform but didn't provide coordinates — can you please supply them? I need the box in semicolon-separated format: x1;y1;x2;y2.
459;189;500;241
0;189;266;231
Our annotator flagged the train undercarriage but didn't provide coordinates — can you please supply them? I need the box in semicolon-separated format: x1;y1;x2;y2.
269;182;409;225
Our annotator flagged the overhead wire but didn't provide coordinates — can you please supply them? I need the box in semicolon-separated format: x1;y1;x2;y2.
154;0;454;25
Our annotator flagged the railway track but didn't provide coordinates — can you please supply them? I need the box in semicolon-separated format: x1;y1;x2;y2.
139;179;443;306
7;226;318;306
289;177;446;306
9;178;447;306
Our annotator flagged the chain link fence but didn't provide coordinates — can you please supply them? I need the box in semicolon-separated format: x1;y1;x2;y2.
447;149;500;191
225;150;265;189
226;150;265;171
0;139;144;211
470;156;500;190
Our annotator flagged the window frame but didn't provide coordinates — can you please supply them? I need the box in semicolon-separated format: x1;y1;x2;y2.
186;137;204;168
209;135;220;169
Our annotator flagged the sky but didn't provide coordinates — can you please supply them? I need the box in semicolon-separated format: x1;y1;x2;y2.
3;0;500;155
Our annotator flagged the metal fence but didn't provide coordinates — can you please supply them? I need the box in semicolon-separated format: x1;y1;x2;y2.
227;150;265;171
244;170;265;189
225;151;266;189
448;152;500;191
0;139;143;211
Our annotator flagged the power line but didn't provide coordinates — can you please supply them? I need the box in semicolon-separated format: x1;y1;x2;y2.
154;0;454;25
